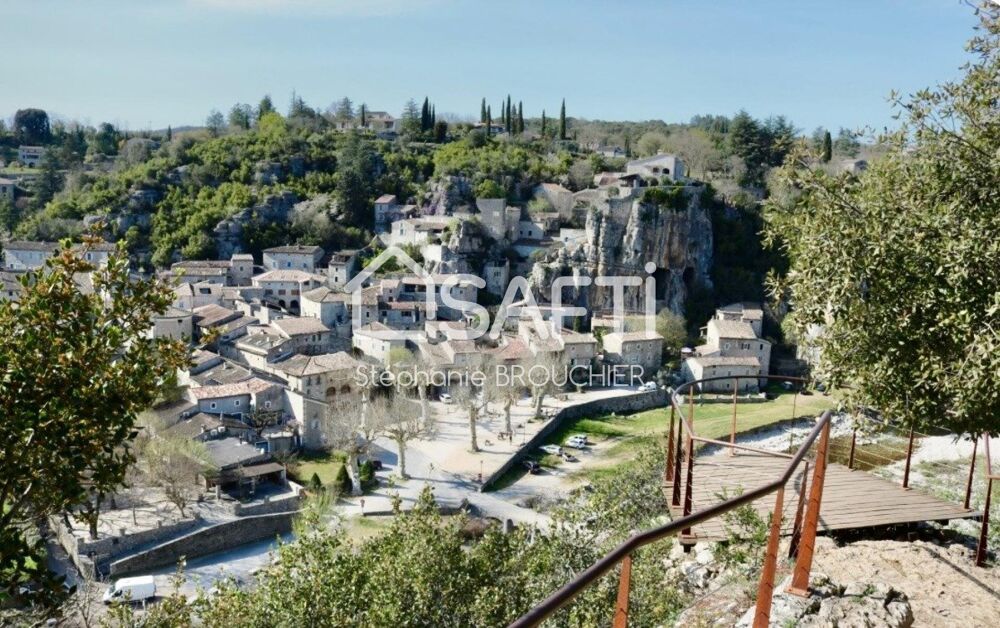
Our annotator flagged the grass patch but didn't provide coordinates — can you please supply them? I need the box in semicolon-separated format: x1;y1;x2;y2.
292;450;347;486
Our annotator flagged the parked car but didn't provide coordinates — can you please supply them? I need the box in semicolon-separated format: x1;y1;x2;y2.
566;435;588;449
439;393;453;404
639;381;658;392
522;459;541;474
103;576;156;605
539;444;563;456
561;452;579;462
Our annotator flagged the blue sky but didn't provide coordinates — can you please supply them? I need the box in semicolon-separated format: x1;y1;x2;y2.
0;0;980;132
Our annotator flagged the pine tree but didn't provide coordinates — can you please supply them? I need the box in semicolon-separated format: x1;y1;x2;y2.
517;101;524;134
559;99;567;140
822;130;833;163
480;98;487;123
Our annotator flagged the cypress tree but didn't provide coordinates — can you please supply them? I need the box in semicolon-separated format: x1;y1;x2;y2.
506;95;512;133
421;97;430;131
486;106;492;137
166;125;172;141
431;105;436;129
559;99;567;140
822;130;833;162
624;134;632;158
541;110;547;137
360;104;367;127
517;101;524;134
480;98;487;123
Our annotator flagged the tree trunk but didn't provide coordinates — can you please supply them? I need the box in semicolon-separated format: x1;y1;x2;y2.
504;398;513;436
348;453;363;496
418;385;428;422
533;388;544;417
469;405;479;452
397;437;409;479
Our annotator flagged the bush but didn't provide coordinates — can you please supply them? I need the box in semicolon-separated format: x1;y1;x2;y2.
334;464;351;494
308;472;323;491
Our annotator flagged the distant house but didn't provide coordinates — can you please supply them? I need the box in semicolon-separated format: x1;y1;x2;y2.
17;145;45;168
275;351;363;402
301;286;350;328
682;302;772;392
374;194;401;233
2;241;58;270
186;377;283;415
169;253;254;286
252;269;326;312
625;153;686;182
387;217;453;247
149;306;194;342
0;177;16;201
0;271;23;302
602;330;663;379
263;245;324;273
352;322;411;364
326;249;361;288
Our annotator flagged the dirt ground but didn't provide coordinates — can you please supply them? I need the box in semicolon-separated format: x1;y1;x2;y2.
811;536;1000;627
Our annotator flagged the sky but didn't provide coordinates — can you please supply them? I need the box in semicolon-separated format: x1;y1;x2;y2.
0;0;982;133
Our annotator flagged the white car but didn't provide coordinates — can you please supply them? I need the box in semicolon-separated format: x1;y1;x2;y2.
639;381;658;392
103;576;156;605
566;435;588;449
439;393;453;404
539;444;563;456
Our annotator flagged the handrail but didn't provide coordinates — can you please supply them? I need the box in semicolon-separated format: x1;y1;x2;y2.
510;393;833;628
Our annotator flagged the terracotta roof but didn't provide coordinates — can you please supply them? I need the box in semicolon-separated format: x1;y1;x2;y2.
189;377;278;400
709;319;757;340
271;317;330;337
375;194;398;204
492;337;529;361
276;351;363;376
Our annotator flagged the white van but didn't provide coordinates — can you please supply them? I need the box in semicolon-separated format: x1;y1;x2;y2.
102;575;156;604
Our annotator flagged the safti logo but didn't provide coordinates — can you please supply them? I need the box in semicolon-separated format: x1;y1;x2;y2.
345;246;660;340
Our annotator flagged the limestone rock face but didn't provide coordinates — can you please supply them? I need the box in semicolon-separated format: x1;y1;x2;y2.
213;190;298;258
528;186;713;316
434;219;489;275
425;176;473;216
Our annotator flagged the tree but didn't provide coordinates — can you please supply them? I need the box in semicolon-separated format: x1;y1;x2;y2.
420;97;431;132
480;98;487;123
486;106;492;137
637;131;669;157
359;103;367;127
821;130;833;163
323;390;385;495
375;395;430;479
246;407;282;438
517;101;524;134
833;127;860;157
33;151;63;210
526;351;563;418
334;97;355;123
257;94;276;119
145;436;210;517
433;119;448;143
0;196;20;235
228;103;253;130
401;99;422;136
0;241;187;605
90;122;119;155
541;110;547;137
475;179;504;199
206;109;226;137
765;4;1000;436
451;380;483;452
664;128;720;179
559;99;567;140
13;108;51;145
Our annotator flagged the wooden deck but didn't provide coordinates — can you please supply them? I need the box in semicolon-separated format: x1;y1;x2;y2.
665;450;979;542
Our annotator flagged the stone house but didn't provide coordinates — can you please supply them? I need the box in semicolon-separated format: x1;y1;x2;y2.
268;316;337;355
169;253;254;286
352;322;410;364
326;249;361;288
386;217;452;247
602;330;664;379
0;177;16;200
187;377;283;416
625;153;686;182
301;286;350;329
252;269;326;312
263;245;324;273
275;351;363;402
2;241;58;270
17;145;45;168
682;302;772;392
149;306;194;342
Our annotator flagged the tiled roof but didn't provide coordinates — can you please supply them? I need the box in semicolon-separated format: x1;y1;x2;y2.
4;240;59;252
271;316;330;337
709;319;757;340
189;377;278;400
192;304;239;328
687;355;761;367
276;351;362;376
605;330;664;342
303;286;349;303
263;245;323;255
253;269;325;282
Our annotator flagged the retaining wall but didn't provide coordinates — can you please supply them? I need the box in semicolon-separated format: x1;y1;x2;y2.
481;389;667;490
109;511;297;576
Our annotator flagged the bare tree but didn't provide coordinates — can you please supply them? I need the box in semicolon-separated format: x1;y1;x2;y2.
145;436;211;517
526;350;564;418
387;346;433;423
322;388;386;496
482;355;522;438
451;380;483;453
372;395;430;479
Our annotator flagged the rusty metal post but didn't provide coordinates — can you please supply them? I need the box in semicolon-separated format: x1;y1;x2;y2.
730;378;738;456
671;418;683;507
753;488;785;628
681;432;695;539
902;426;916;489
964;435;978;510
847;429;857;470
976;478;993;567
787;419;831;596
787;462;809;559
666;404;676;483
612;554;632;628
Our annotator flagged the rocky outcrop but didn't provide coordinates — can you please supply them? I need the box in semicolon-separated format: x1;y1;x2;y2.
527;185;713;315
213;190;298;258
424;176;473;215
432;218;489;275
736;575;914;628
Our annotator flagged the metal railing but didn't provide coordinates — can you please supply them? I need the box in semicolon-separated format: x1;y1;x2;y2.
511;375;831;628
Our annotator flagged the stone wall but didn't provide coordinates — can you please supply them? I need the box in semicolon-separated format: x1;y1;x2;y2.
50;515;198;575
481;389;667;490
109;511;297;576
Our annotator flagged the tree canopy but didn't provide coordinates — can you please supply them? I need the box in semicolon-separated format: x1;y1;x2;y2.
765;5;1000;435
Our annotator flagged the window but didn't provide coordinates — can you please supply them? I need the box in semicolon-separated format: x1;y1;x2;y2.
234;400;241;407
210;402;217;409
265;400;271;409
